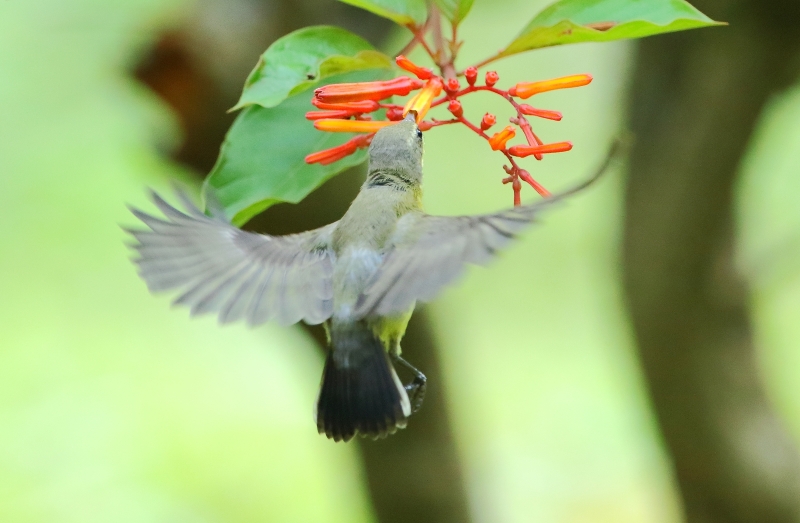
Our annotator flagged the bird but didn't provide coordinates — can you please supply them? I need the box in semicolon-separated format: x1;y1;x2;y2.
126;113;616;442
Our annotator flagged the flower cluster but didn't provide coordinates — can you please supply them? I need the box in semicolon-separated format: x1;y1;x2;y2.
305;55;592;205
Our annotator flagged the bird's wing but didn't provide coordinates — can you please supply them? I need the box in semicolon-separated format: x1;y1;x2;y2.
126;191;336;326
353;139;621;318
352;202;553;318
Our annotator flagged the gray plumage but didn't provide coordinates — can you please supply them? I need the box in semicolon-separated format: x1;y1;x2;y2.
127;191;335;327
127;185;564;324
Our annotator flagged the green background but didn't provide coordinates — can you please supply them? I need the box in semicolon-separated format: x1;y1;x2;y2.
2;0;799;522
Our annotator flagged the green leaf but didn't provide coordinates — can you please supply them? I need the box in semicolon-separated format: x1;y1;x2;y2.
497;0;724;57
433;0;474;25
205;70;392;226
232;26;392;111
338;0;428;27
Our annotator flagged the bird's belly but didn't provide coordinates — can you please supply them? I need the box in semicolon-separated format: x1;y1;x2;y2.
332;246;383;319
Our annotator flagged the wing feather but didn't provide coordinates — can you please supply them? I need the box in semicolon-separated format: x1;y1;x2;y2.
127;190;336;326
354;198;564;318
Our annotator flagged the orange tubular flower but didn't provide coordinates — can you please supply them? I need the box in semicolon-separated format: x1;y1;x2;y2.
403;77;443;122
314;76;424;103
395;55;434;80
314;119;395;133
488;126;516;150
508;141;573;157
509;74;593;99
518;105;563;121
518;170;552;197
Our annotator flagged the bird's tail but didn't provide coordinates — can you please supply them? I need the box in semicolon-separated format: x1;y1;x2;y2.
315;323;410;442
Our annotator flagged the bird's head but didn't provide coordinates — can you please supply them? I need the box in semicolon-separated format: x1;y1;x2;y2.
367;112;424;182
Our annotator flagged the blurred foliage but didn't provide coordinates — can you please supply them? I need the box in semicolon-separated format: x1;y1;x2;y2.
1;0;799;522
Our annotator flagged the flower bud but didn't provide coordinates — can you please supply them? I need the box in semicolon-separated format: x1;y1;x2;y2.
314;76;424;103
447;99;463;118
464;66;478;86
485;71;499;87
509;74;592;99
488;126;516;151
480;113;496;131
418;121;434;131
512;176;522;206
385;107;405;121
445;77;460;94
518;105;563;121
314;119;395;133
395;55;434;80
508;141;573;157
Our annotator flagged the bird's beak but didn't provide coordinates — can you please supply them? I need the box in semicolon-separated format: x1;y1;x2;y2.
404;111;418;123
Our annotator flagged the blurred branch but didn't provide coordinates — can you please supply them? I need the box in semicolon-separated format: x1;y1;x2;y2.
623;0;800;521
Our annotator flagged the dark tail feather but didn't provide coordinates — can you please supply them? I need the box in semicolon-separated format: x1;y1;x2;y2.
315;329;410;442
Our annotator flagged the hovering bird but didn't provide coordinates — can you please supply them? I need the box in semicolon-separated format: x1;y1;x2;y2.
127;113;614;442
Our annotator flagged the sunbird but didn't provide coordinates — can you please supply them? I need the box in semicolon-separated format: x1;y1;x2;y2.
127;114;614;442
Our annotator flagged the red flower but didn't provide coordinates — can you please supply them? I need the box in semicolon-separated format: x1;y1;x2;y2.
314;76;424;103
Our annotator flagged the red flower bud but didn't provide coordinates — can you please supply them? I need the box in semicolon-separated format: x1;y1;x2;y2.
488;126;516;151
464;66;478;86
512;176;522;206
508;141;573;157
314;76;424;103
445;77;460;94
447;99;463;118
385;107;405;121
518;105;563;121
314;119;395;133
395;55;434;80
485;71;499;87
509;74;592;99
480;113;496;131
418;121;434;131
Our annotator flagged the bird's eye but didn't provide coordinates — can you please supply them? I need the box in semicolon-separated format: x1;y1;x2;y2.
416;129;423;140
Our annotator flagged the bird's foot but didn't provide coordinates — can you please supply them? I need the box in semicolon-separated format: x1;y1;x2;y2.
392;354;427;414
404;376;427;413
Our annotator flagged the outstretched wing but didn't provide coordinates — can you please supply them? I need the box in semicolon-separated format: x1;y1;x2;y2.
127;191;336;326
353;140;620;318
353;202;554;318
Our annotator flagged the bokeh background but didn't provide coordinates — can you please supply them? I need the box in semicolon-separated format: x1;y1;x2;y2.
2;0;800;522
